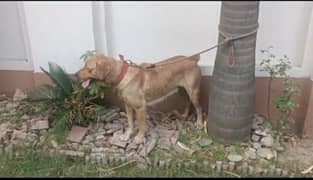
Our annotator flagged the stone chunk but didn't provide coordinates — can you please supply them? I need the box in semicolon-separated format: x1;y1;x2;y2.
254;115;265;124
100;109;120;122
157;137;172;150
138;136;158;157
59;150;84;157
198;138;213;147
257;148;274;160
67;126;88;143
245;148;257;160
11;130;27;140
216;161;222;172
170;131;179;145
229;162;235;171
242;162;249;174
251;134;261;142
227;154;243;162
110;130;128;148
252;142;261;149
282;170;288;176
31;119;49;130
275;168;282;176
254;130;268;137
104;123;122;134
260;136;274;147
274;146;285;152
13;89;27;101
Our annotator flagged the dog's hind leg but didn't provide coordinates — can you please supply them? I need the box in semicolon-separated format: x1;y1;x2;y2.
182;101;191;120
121;104;135;141
183;68;203;129
189;88;203;129
178;87;191;120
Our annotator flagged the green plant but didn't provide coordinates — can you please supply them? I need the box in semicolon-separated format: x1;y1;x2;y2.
26;62;108;130
80;50;96;63
259;47;300;133
273;79;300;132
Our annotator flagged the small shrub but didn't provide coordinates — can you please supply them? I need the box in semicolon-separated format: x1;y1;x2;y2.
26;62;108;130
259;46;300;134
273;79;300;132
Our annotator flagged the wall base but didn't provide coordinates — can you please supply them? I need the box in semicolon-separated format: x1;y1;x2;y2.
0;70;312;137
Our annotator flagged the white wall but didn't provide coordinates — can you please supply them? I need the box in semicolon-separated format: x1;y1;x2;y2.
0;2;33;71
99;1;313;77
1;1;312;77
23;1;95;73
257;1;313;67
105;1;220;67
301;8;313;80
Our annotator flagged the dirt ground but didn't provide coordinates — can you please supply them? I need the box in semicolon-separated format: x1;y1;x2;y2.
278;137;313;171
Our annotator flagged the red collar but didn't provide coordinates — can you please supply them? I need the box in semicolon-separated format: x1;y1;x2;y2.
111;61;129;86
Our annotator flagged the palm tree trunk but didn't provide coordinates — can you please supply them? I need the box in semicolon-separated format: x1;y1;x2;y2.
207;1;260;144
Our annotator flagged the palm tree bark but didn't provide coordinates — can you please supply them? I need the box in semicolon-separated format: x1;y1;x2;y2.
207;1;260;144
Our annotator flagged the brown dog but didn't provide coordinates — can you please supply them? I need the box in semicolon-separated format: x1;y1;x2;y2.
78;54;203;144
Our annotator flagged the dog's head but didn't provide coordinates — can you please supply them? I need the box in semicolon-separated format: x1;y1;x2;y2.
78;54;115;89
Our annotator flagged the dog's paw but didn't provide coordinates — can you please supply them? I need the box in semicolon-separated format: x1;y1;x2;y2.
134;135;145;144
196;121;204;130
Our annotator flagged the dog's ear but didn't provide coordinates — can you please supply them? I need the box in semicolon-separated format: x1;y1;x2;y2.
95;59;114;81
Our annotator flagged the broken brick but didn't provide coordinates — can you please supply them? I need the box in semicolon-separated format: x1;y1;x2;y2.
105;123;123;135
31;120;49;130
157;137;172;150
13;88;27;101
11;130;27;140
110;130;128;148
170;131;180;145
138;136;158;157
59;150;84;157
67;125;88;143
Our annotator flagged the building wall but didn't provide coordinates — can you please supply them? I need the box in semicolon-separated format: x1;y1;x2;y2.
0;2;33;71
0;1;311;76
103;1;313;75
22;1;95;74
1;1;313;136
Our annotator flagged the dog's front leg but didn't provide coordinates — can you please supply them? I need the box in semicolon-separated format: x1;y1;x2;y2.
134;106;146;144
121;104;135;141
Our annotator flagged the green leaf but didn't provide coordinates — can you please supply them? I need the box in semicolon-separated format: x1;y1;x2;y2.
80;50;96;62
40;62;73;97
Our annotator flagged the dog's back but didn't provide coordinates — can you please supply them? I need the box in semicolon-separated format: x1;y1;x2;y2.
137;55;201;101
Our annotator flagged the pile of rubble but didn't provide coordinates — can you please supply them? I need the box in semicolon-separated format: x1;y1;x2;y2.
68;109;182;165
0;97;184;165
0;89;299;176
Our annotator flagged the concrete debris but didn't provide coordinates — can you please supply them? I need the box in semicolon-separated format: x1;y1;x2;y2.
66;126;88;143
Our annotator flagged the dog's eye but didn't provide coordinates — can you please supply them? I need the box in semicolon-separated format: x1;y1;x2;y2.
91;69;96;75
87;69;93;74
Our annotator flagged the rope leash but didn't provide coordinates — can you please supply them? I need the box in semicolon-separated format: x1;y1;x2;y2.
120;24;259;68
218;24;259;67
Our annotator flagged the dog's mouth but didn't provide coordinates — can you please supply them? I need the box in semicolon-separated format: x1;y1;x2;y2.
81;79;92;89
